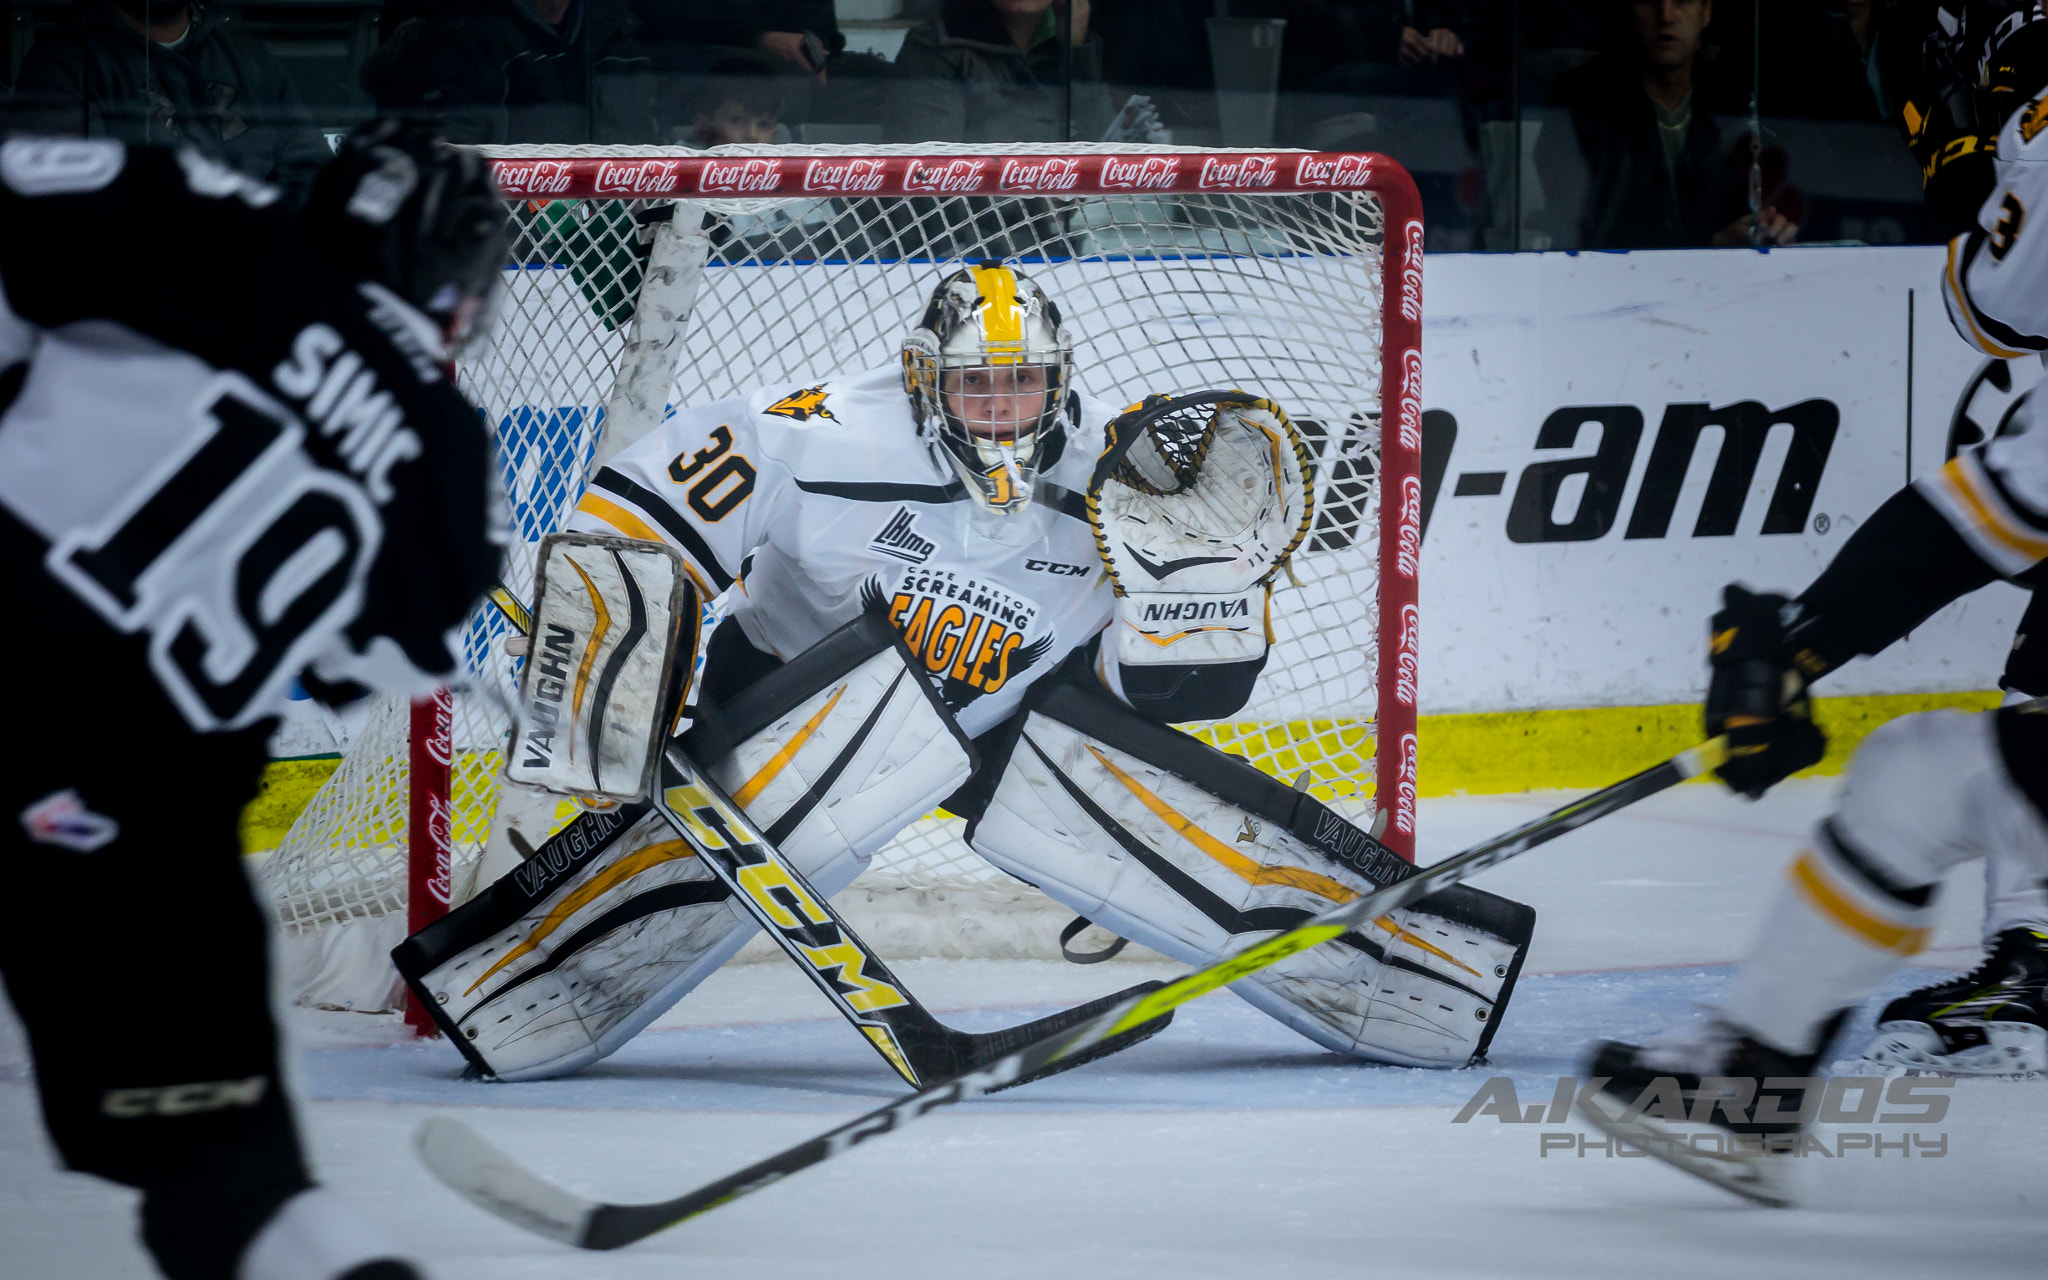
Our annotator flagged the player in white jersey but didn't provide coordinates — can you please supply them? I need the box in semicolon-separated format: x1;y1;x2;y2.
1577;8;2048;1204
397;262;1538;1086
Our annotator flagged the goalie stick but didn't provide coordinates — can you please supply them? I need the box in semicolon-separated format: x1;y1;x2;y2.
416;735;1730;1250
647;740;1172;1090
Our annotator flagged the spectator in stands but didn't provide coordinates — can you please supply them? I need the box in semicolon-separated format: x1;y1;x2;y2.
1290;1;1471;99
1552;0;1796;249
630;0;843;78
9;0;330;204
679;59;787;145
363;0;650;144
887;0;1109;142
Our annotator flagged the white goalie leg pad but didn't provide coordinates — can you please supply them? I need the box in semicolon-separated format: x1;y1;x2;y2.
403;803;753;1082
401;617;973;1080
698;616;979;888
970;710;1532;1067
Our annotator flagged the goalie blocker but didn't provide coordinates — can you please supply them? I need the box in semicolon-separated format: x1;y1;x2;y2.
395;615;976;1080
964;667;1536;1067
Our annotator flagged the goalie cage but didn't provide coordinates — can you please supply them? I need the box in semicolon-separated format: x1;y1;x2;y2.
253;143;1424;1022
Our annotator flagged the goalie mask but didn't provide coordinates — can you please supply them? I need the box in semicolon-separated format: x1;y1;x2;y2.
903;262;1074;514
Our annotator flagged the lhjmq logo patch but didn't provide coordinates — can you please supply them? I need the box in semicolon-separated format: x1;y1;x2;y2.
21;788;120;853
870;507;937;564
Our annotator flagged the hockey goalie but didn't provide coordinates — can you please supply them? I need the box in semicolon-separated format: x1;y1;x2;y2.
397;261;1536;1082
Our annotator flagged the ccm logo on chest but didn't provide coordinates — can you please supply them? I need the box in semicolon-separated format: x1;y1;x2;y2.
1025;558;1089;576
270;323;423;501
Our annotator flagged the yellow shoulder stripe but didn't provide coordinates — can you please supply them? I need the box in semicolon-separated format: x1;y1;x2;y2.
574;493;716;600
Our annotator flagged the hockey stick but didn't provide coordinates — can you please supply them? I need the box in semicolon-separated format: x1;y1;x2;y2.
416;736;1729;1250
648;741;1173;1090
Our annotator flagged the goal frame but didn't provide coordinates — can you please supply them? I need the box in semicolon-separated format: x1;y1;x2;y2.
277;145;1423;1027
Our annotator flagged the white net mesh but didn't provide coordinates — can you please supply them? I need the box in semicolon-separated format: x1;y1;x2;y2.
256;145;1398;1005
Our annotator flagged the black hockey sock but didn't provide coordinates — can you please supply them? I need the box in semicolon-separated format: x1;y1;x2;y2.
139;1155;314;1280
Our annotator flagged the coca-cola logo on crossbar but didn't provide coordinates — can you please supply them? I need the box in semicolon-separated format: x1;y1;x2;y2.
1196;155;1278;189
904;157;989;193
1292;154;1374;187
802;157;888;194
592;159;683;196
493;159;575;195
699;158;784;194
998;156;1082;192
1100;155;1180;189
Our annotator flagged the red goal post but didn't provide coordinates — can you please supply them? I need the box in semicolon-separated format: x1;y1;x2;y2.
259;144;1423;1018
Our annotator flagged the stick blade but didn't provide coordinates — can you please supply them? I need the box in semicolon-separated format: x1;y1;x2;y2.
415;1116;599;1246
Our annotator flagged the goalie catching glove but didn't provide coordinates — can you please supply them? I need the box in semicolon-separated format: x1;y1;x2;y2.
1089;392;1313;718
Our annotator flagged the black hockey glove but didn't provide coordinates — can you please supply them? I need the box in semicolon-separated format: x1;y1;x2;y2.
1705;585;1828;800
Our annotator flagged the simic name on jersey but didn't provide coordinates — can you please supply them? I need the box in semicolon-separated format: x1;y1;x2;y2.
271;321;425;501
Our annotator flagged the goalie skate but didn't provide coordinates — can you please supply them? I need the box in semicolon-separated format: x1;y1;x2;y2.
1858;927;2048;1077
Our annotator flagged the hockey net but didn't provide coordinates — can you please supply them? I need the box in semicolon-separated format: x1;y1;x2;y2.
254;144;1423;1015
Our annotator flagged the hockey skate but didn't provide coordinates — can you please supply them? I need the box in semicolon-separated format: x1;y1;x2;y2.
1578;1019;1830;1207
1860;927;2048;1077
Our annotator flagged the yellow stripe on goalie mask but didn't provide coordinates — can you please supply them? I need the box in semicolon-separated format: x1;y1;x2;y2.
969;263;1025;363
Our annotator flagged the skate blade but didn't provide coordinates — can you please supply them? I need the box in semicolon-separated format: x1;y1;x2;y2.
1575;1101;1798;1208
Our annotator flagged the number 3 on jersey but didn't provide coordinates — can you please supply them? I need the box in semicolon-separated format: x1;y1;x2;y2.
669;426;756;522
1991;193;2026;261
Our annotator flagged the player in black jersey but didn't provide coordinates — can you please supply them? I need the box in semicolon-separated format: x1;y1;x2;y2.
0;121;505;1280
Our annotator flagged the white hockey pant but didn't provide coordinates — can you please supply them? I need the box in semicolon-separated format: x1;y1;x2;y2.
969;713;1532;1067
1722;708;2048;1054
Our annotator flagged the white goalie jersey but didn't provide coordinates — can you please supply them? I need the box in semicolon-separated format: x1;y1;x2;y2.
568;364;1126;736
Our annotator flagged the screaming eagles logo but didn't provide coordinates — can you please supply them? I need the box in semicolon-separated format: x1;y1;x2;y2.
2024;94;2048;144
765;385;835;421
862;573;1052;710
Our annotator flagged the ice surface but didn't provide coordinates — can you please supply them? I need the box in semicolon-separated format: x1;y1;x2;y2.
6;779;2044;1278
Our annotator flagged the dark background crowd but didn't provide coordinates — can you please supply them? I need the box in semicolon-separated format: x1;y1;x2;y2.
0;1;1945;251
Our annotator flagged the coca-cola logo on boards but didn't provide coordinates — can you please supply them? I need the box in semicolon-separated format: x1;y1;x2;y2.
592;159;683;196
903;157;989;193
998;156;1082;192
1196;154;1278;189
1395;602;1419;707
802;157;887;194
1100;155;1180;189
699;158;784;194
493;159;574;195
1292;153;1374;187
